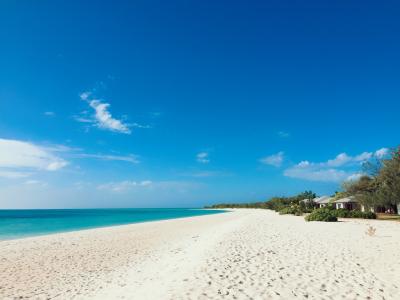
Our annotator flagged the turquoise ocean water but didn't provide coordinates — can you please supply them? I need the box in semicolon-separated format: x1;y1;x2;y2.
0;208;226;240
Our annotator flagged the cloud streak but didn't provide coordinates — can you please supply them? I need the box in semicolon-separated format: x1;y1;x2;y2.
284;148;389;182
183;170;233;178
77;91;132;134
284;162;353;182
277;131;290;138
0;138;142;179
260;151;284;167
0;138;68;178
196;152;210;164
89;99;131;134
74;153;140;164
97;180;201;195
97;180;152;192
0;171;32;179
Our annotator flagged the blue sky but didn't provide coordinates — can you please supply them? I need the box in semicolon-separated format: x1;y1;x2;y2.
0;0;399;208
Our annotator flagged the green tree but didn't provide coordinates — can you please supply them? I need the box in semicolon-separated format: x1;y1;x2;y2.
342;175;378;209
343;146;400;213
374;147;400;212
296;190;316;201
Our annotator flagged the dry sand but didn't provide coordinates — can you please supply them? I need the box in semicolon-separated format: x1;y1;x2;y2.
1;209;400;299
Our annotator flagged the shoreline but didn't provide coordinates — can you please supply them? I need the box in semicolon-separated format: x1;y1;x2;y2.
1;209;399;299
0;208;228;242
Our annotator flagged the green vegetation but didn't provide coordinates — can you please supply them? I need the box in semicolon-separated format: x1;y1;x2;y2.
207;149;400;223
342;147;400;214
207;191;380;222
206;190;318;218
349;211;376;219
206;190;316;212
205;202;269;209
304;207;376;222
264;197;292;211
329;208;376;219
305;208;337;222
278;205;303;216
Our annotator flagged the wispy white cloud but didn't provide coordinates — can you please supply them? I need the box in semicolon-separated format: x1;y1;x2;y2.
76;91;132;134
0;139;139;179
0;171;32;179
97;180;152;192
74;153;140;164
184;170;232;178
24;180;48;187
260;151;284;167
131;123;151;129
43;144;78;153
150;112;162;118
73;116;93;123
284;148;389;182
76;90;153;134
346;173;363;182
375;148;389;158
277;131;290;138
0;137;141;173
326;152;375;167
196;152;210;164
89;99;131;134
0;139;68;177
96;180;200;195
44;111;55;117
284;161;352;182
80;91;91;101
326;153;353;167
72;181;94;190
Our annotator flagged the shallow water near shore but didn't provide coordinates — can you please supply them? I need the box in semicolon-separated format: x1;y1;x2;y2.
0;208;225;240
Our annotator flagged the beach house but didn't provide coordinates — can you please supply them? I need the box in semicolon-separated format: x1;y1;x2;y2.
314;196;333;208
334;196;360;210
333;196;400;214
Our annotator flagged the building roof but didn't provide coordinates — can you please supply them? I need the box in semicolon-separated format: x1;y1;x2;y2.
319;197;333;204
314;196;332;204
334;196;358;203
300;198;311;203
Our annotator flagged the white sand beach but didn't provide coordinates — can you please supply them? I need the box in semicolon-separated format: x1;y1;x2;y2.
1;209;400;300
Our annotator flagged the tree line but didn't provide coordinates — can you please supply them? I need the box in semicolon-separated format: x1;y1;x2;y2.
342;146;400;213
205;191;316;210
206;146;400;214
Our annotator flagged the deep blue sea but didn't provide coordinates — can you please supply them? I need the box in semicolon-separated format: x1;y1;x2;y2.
0;208;226;240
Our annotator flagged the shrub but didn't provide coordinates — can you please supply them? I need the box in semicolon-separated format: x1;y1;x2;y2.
348;210;377;219
362;211;377;219
305;208;338;222
265;197;293;211
330;208;351;218
278;207;295;215
299;206;314;214
294;211;303;216
278;205;304;216
329;209;377;219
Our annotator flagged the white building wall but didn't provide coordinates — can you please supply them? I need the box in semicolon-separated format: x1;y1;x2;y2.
336;203;344;209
